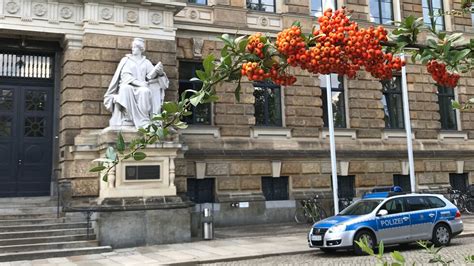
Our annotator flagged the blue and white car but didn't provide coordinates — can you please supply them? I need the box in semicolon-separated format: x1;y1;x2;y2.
308;188;463;255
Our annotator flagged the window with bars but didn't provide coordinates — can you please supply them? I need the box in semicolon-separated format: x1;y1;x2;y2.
382;76;404;129
310;0;337;17
246;0;276;13
422;0;445;31
188;0;207;4
393;174;411;192
369;0;394;24
437;86;457;130
0;53;53;79
321;74;346;128
178;62;212;125
262;176;289;201
186;178;215;203
449;173;469;193
253;82;282;127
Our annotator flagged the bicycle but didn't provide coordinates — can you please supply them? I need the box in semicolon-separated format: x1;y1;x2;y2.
339;197;353;211
294;194;328;224
447;188;473;214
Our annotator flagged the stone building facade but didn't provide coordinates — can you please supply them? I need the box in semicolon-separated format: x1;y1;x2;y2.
0;0;473;230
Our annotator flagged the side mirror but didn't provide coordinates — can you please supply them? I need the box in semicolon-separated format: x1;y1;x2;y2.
377;209;388;216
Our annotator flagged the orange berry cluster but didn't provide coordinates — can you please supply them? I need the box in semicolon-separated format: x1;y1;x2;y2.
241;62;297;85
246;33;265;59
275;25;305;61
426;60;460;88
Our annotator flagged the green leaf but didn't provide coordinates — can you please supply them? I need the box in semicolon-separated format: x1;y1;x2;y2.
196;70;208;80
453;49;471;62
378;241;384;257
452;100;462;109
234;81;241;102
391;251;405;263
203;54;215;77
106;147;117;161
90;165;106;172
116;132;125;153
190;92;205;106
222;54;232;67
218;34;233;47
238;38;249;53
133;152;147;161
162;102;179;113
202;94;219;104
292;21;301;27
174;121;188;129
102;173;108;182
221;46;229;57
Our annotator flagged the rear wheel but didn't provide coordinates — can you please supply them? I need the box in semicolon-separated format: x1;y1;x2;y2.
353;230;376;256
294;207;306;224
465;198;474;214
431;223;451;247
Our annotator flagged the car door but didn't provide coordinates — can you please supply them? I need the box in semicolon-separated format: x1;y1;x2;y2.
407;196;437;240
376;198;411;244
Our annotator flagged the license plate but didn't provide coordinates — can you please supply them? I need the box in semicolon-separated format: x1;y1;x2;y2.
311;235;322;241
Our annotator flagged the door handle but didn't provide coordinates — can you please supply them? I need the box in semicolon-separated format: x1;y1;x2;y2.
403;217;409;221
429;213;435;218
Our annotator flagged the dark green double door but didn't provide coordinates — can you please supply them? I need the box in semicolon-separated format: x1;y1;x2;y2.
0;83;53;197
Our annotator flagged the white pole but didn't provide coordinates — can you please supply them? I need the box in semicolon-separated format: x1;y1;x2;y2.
400;54;416;193
325;74;339;214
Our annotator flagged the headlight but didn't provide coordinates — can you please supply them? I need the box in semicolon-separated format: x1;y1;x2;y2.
328;224;346;233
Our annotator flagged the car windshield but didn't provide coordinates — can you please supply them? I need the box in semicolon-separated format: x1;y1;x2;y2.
338;199;383;216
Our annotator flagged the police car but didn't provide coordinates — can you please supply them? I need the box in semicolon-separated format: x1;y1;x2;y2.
308;187;463;255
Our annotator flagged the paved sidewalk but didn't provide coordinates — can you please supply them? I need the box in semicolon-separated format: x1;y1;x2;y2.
3;216;474;266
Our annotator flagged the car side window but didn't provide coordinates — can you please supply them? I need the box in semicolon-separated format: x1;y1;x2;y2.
381;198;405;215
426;196;446;209
406;196;429;211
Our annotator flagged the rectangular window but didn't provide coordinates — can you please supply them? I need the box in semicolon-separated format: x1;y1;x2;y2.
321;74;346;128
125;166;160;180
187;0;207;5
449;173;468;192
247;0;276;13
310;0;337;17
382;76;404;129
393;174;411;192
335;175;355;199
179;62;211;125
253;82;282;127
262;176;289;201
369;0;394;24
186;178;215;203
437;86;457;130
422;0;445;31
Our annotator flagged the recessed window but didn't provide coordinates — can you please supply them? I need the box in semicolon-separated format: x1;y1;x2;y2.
406;196;430;211
422;0;445;31
382;77;404;129
321;74;346;128
369;0;394;24
310;0;337;17
449;173;468;192
393;174;411;192
125;166;160;180
247;0;276;13
179;62;211;125
186;178;215;203
188;0;207;5
253;82;282;127
437;86;457;130
262;176;288;201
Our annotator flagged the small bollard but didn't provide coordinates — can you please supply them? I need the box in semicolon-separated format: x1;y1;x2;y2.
202;207;213;240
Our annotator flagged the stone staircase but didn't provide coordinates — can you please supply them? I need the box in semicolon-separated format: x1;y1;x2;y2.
0;197;112;262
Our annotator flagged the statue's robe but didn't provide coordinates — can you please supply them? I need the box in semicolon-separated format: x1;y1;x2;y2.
104;54;169;129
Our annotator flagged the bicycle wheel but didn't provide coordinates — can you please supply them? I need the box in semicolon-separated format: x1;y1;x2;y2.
294;207;307;224
465;198;474;214
316;203;327;220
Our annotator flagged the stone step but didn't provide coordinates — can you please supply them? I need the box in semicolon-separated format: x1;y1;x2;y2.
0;207;59;215
0;246;112;262
0;197;54;205
0;228;94;239
0;223;89;233
0;213;62;220
0;234;95;246
0;240;99;254
0;217;87;226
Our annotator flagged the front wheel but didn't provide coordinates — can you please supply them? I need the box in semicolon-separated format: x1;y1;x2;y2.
431;223;451;247
465;198;474;214
353;230;376;256
294;207;306;224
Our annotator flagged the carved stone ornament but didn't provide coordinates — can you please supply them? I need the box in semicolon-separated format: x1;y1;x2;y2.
192;38;204;57
6;1;20;14
126;11;138;23
260;17;268;26
189;10;198;20
33;3;47;17
151;13;162;25
101;8;113;20
60;7;73;19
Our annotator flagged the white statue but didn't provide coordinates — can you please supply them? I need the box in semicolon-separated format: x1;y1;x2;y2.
104;38;169;129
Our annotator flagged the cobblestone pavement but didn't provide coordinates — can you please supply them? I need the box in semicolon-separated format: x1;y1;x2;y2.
203;236;474;266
